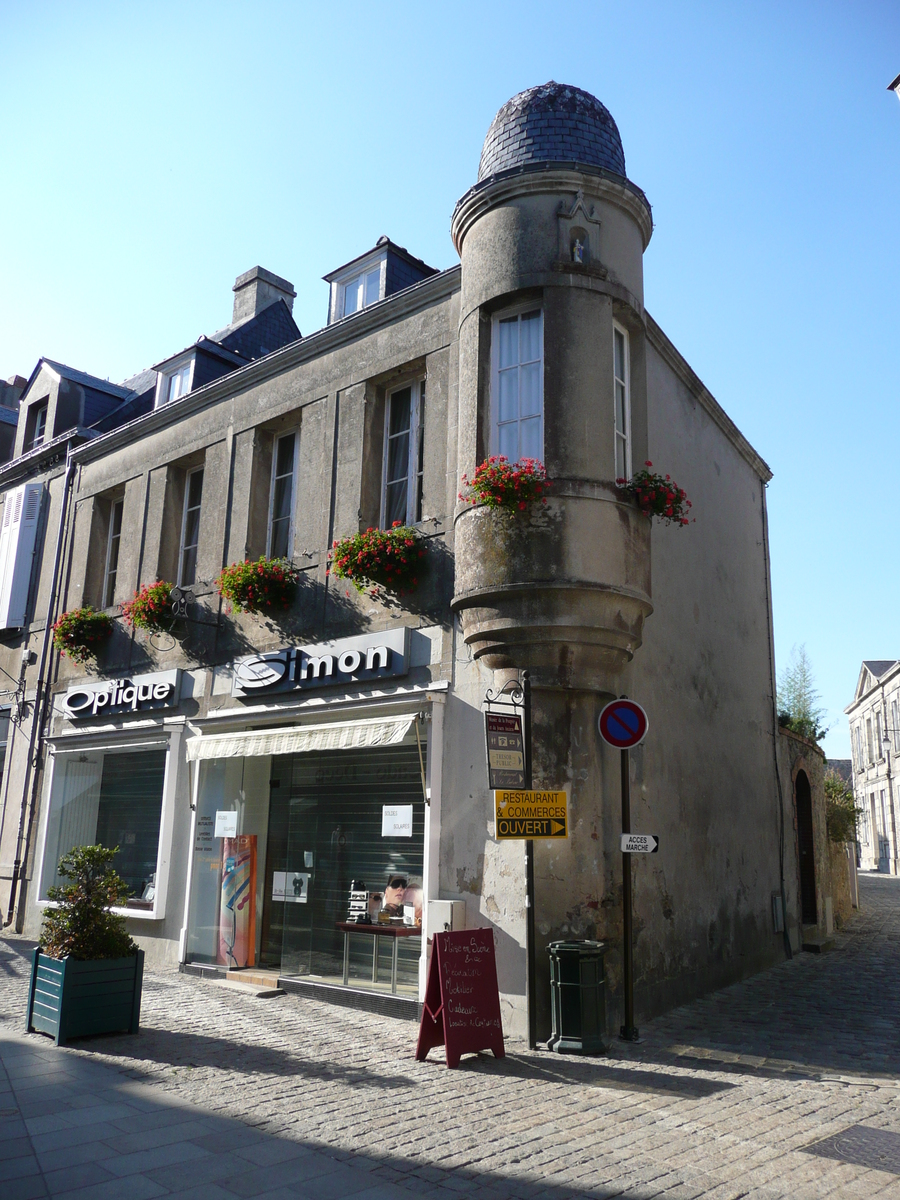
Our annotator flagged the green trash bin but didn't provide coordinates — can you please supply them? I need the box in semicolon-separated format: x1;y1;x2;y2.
547;940;608;1055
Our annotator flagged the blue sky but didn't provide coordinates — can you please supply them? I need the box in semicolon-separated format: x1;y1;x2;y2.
1;1;898;758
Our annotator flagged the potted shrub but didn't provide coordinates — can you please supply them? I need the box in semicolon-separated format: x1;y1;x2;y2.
616;462;694;526
329;522;425;598
52;606;113;664
121;579;176;633
459;456;549;513
26;844;144;1046
215;555;300;614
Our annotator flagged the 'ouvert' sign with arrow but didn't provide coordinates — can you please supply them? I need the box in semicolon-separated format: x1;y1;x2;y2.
494;790;568;840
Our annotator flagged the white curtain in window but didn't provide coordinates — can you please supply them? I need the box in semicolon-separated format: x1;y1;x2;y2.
42;756;102;893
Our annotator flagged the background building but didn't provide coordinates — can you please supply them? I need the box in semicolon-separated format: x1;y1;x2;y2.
846;660;900;873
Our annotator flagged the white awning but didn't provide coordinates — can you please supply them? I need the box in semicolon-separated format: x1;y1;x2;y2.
185;713;417;762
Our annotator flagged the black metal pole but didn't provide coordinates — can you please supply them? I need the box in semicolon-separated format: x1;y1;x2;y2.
619;746;639;1041
522;671;536;1050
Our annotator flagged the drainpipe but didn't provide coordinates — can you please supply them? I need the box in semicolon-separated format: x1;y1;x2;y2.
4;446;76;928
880;684;898;875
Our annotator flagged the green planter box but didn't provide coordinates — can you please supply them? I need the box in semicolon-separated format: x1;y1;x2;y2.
25;947;144;1046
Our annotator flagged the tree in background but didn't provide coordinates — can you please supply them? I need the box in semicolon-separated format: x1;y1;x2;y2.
823;769;862;843
777;643;829;743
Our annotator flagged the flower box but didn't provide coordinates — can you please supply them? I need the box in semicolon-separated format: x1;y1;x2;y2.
616;462;693;526
215;556;299;614
52;606;113;664
25;949;144;1046
122;580;175;633
329;523;425;598
459;456;549;513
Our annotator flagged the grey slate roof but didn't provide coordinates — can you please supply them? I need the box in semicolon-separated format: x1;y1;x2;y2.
478;82;627;184
213;299;300;360
41;359;131;399
119;367;158;397
864;660;899;680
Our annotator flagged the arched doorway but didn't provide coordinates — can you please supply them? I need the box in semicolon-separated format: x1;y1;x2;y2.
795;770;817;925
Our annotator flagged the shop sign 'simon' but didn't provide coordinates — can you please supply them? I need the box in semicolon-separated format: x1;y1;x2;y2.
232;629;409;697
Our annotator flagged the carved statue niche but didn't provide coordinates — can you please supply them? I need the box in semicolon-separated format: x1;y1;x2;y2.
557;189;602;268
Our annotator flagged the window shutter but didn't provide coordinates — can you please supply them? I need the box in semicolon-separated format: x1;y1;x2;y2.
0;482;43;629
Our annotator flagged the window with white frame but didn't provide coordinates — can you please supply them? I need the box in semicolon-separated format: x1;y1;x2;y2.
157;359;193;407
614;323;631;480
268;431;297;558
178;468;204;586
493;307;543;463
40;746;169;912
25;402;49;452
867;717;875;763
892;699;899;752
855;725;864;772
342;265;382;318
382;379;425;528
103;497;124;608
876;711;885;759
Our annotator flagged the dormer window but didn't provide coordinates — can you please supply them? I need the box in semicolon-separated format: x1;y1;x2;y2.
323;238;438;325
342;266;382;317
155;354;195;408
324;248;387;324
33;404;47;447
165;362;191;403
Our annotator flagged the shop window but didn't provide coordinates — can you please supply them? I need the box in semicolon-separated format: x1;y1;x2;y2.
268;431;297;558
40;747;168;914
614;322;631;480
492;307;542;463
178;467;204;587
186;741;425;996
103;497;124;607
381;380;424;528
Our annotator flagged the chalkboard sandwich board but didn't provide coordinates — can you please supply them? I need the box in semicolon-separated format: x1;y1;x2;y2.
415;928;505;1068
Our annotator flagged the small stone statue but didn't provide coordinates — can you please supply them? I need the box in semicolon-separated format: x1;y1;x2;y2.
572;238;584;265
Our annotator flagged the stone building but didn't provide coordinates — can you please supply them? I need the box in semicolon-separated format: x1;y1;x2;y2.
845;659;900;873
0;83;821;1038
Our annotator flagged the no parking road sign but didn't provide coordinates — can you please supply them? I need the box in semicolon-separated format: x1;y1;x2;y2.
598;699;649;749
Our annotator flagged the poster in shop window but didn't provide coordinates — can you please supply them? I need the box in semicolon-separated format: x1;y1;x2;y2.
217;835;257;969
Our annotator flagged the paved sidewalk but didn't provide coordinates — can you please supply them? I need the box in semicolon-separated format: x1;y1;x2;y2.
3;875;900;1198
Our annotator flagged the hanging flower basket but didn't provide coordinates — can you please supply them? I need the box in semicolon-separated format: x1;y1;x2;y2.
215;556;300;614
459;456;549;513
328;523;425;598
52;606;113;665
616;462;693;526
121;580;176;633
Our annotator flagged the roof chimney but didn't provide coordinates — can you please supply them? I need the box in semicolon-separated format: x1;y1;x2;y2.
232;267;297;324
0;375;27;410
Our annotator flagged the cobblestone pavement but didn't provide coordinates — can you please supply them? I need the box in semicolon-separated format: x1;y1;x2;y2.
4;874;900;1199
